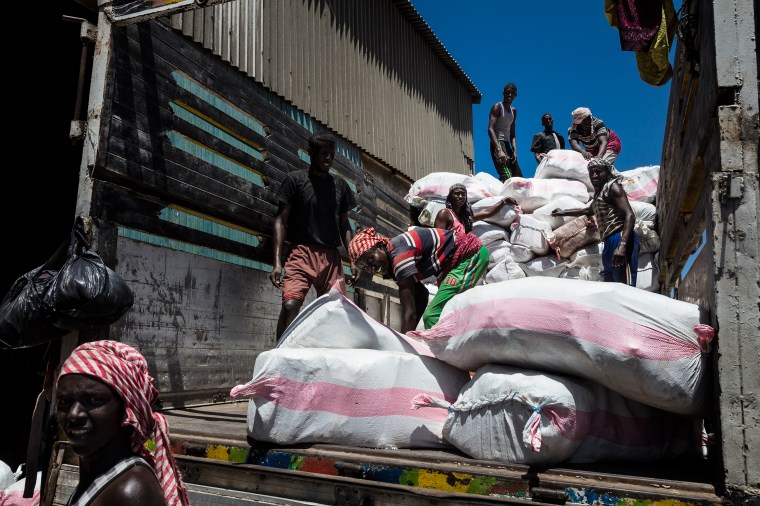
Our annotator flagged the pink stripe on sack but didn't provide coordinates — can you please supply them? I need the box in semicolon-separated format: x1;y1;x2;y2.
625;177;658;201
231;377;451;422
412;298;701;360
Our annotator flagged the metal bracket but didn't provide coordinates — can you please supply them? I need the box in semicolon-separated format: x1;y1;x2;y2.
718;174;744;202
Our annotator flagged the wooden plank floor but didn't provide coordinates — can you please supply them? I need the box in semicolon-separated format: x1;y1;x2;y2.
163;401;250;444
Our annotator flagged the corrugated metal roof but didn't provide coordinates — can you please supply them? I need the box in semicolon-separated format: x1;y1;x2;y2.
394;0;482;104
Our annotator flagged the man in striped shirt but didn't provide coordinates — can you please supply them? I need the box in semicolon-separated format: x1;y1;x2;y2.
348;227;489;332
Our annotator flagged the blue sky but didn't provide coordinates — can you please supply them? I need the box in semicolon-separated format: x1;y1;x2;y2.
412;1;679;179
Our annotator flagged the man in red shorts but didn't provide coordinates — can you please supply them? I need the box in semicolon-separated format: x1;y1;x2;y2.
270;132;357;341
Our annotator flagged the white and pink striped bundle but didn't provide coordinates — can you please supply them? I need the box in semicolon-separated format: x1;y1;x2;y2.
405;172;494;204
534;149;592;190
500;177;589;213
413;365;699;465
408;277;714;415
619;165;660;203
278;282;432;356
231;348;470;449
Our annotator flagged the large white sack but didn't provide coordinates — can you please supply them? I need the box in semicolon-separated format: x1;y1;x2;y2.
416;198;447;227
501;178;589;213
486;256;526;284
619;166;660;204
0;460;14;490
413;365;700;465
278;282;433;356
489;242;536;267
635;221;661;254
532;197;589;230
414;365;595;465
231;348;469;449
509;214;552;255
474;171;504;196
472;221;509;246
519;256;569;278
534;149;592;190
570;384;700;463
630;200;657;222
637;253;660;292
405;172;493;205
409;277;715;415
471;196;521;228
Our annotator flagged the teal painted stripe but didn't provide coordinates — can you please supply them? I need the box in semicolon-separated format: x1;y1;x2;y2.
170;103;265;162
166;131;265;188
263;93;361;166
172;71;267;137
158;208;260;247
297;149;310;164
118;227;271;272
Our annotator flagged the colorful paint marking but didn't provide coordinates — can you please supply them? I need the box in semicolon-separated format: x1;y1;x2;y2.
244;448;529;499
158;206;261;248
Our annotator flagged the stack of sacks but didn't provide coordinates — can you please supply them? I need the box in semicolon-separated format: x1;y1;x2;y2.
230;347;470;449
406;165;662;292
528;154;663;291
412;365;702;465
408;277;715;416
235;282;471;449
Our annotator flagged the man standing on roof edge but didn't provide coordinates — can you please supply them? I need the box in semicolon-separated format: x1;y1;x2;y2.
488;83;522;182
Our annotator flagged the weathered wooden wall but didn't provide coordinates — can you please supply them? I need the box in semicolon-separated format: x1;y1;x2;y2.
88;19;411;404
658;0;759;497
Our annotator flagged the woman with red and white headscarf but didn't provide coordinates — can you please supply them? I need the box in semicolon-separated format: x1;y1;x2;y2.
56;340;189;506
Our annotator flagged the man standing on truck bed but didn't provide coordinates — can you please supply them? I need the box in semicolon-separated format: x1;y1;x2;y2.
551;158;639;285
270;132;358;341
488;83;522;181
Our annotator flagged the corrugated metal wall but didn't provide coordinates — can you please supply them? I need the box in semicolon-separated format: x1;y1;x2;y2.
170;0;477;181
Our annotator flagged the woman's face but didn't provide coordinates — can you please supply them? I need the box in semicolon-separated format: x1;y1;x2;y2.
449;188;467;209
56;374;125;458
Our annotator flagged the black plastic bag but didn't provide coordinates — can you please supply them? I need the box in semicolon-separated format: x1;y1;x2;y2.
0;219;134;349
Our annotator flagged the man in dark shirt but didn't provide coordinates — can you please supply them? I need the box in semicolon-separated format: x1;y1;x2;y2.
530;113;566;163
270;132;358;340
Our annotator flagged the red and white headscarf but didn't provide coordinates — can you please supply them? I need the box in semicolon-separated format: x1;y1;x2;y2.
58;340;190;506
348;227;391;264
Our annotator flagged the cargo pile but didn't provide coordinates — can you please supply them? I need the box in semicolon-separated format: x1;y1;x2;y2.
229;151;713;466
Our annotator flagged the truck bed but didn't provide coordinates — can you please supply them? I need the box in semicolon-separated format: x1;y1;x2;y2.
160;402;722;505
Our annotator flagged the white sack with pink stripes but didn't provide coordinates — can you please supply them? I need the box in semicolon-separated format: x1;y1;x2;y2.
231;348;470;449
405;172;493;204
408;277;714;415
618;165;660;203
278;282;433;356
413;365;699;465
500;178;589;212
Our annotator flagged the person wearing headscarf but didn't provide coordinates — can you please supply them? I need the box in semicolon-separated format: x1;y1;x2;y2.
348;226;488;332
568;107;623;168
56;340;190;506
434;184;518;234
551;158;639;285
